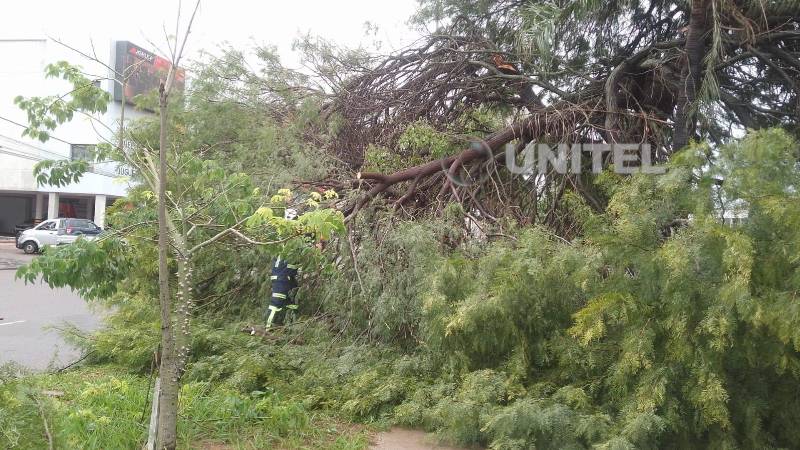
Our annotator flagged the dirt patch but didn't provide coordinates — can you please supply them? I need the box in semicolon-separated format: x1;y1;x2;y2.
370;428;477;450
193;442;235;450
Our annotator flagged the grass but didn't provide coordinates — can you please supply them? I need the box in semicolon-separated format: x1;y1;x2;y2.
0;363;371;449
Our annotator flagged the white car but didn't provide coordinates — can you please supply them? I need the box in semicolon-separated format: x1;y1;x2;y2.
16;218;103;254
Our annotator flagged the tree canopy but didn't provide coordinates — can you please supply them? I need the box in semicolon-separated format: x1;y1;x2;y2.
298;0;799;233
5;1;800;449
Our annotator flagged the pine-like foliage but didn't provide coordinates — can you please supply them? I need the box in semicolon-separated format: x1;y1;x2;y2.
389;129;800;448
314;214;466;347
18;130;797;449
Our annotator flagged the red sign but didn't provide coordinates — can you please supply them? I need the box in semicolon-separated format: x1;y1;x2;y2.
113;41;185;105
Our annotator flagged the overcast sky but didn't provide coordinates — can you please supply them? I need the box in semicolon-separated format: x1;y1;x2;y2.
0;0;422;68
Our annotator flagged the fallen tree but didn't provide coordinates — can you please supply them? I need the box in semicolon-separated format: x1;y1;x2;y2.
311;0;800;231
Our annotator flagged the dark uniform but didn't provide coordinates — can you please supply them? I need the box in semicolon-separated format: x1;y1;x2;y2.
266;256;300;328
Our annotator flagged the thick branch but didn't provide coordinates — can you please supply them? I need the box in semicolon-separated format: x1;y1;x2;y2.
346;110;575;219
673;0;709;152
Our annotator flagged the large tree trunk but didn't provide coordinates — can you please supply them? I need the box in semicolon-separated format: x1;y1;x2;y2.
156;82;179;450
673;0;709;151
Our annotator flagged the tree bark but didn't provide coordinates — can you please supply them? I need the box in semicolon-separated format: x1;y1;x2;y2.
156;82;179;450
174;252;191;376
673;0;709;152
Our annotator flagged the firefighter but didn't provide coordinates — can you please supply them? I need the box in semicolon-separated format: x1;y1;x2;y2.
265;208;301;329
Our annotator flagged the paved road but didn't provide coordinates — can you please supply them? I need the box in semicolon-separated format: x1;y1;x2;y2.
0;242;103;371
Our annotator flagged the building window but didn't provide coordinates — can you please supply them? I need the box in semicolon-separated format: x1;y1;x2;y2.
71;144;96;161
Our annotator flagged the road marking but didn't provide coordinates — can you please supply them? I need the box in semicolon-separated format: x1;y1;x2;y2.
0;320;26;327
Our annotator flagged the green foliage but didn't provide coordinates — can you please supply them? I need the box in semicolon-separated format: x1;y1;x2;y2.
517;2;563;65
315;217;460;346
14;61;110;142
397;129;800;448
298;208;346;241
363;144;409;173
186;46;332;188
195;128;789;449
0;364;369;449
363;121;460;173
14;60;119;189
12;40;800;450
313;129;800;448
16;238;132;301
31;143;115;187
422;228;591;372
0;366;147;449
398;120;457;160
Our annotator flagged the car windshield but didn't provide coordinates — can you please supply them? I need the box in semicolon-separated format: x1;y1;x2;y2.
36;221;55;230
66;219;98;229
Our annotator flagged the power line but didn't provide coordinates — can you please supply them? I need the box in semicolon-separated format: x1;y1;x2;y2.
0;132;72;161
0;122;123;178
0;145;120;178
0;115;74;146
0;146;42;161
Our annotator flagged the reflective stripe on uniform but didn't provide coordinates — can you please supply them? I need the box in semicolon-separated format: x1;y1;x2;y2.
272;292;287;299
266;305;283;328
270;275;278;280
286;304;299;310
287;264;299;269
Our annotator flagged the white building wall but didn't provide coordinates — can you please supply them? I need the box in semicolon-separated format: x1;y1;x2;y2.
0;37;144;230
0;135;128;197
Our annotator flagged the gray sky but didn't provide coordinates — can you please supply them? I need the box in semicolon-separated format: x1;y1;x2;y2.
0;0;421;67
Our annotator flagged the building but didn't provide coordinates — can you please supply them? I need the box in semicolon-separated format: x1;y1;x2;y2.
721;198;749;226
0;37;176;234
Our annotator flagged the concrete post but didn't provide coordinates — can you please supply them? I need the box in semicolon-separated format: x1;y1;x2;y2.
94;194;107;228
47;192;59;220
34;193;44;221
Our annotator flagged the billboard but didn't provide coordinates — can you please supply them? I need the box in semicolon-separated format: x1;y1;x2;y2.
113;41;185;104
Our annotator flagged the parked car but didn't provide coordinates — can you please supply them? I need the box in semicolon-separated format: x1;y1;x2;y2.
16;218;103;254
